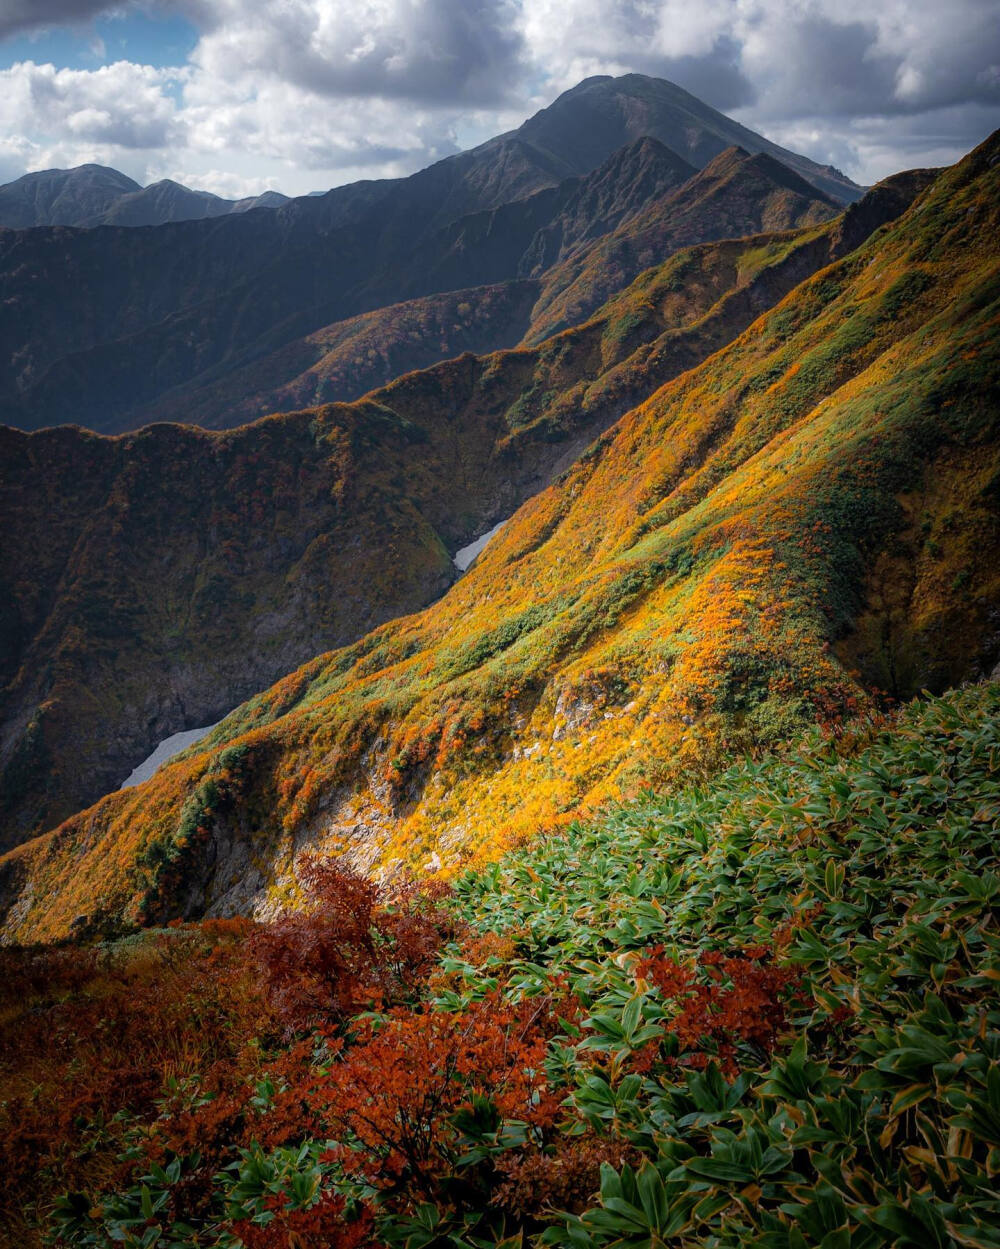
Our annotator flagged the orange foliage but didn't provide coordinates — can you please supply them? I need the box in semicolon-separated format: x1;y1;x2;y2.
637;945;802;1074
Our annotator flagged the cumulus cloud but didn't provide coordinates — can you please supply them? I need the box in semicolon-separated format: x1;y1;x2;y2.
0;60;184;149
771;101;1000;183
0;133;43;182
520;0;1000;178
160;166;284;196
736;0;1000;118
189;0;525;104
519;0;754;105
526;0;1000;119
181;77;463;172
0;0;997;193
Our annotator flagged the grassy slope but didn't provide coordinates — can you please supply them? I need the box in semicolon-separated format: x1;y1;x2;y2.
0;176;904;853
3;133;998;941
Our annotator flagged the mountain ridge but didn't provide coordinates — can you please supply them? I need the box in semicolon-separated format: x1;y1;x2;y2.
0;169;927;851
0;74;862;235
0;164;290;228
149;165;928;432
0;73;859;435
2;127;994;943
6;140;835;435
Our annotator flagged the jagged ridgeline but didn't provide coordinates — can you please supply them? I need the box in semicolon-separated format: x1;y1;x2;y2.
2;131;998;942
0;73;860;437
139;142;844;430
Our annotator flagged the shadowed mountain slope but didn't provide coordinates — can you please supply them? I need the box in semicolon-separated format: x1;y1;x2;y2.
496;73;862;205
0;138;693;435
83;179;290;226
0;165;141;228
125;144;838;431
2;131;993;945
524;146;840;342
0;74;859;435
0;172;926;853
0;165;290;229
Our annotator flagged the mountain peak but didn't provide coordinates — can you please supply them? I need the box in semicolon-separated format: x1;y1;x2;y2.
0;163;142;228
594;133;696;177
740;148;840;202
517;72;864;205
556;74;615;96
689;144;838;206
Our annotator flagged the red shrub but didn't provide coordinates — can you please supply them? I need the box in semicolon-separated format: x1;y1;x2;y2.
492;1134;641;1216
637;945;802;1074
247;862;457;1033
231;1192;376;1249
312;994;563;1204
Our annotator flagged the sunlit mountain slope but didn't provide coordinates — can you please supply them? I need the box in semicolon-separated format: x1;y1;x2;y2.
0;173;920;850
1;132;995;944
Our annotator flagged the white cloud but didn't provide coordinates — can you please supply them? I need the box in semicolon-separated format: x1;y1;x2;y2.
0;0;997;193
0;133;43;182
0;59;184;151
188;0;524;103
159;166;283;196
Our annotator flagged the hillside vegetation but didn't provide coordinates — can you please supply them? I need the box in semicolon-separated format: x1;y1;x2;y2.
0;168;911;852
3;684;999;1247
2;131;996;943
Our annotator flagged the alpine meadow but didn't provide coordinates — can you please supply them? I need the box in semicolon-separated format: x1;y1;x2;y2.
0;52;999;1249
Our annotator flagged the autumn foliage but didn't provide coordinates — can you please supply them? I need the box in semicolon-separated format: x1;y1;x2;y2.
635;946;801;1074
3;684;1000;1247
246;860;456;1030
5;131;999;948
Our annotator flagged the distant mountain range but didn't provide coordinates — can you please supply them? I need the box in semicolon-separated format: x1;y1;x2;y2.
0;73;863;435
130;140;842;430
0;73;861;235
0;163;290;229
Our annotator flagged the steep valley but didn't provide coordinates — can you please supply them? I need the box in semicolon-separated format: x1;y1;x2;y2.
0;168;924;853
2;129;996;944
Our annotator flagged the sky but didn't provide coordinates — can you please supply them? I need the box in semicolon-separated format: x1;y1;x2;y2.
0;0;998;198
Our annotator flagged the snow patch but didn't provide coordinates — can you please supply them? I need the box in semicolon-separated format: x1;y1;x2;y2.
453;518;507;572
120;723;221;789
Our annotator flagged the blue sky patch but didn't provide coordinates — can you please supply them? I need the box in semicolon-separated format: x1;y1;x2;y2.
0;11;198;71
